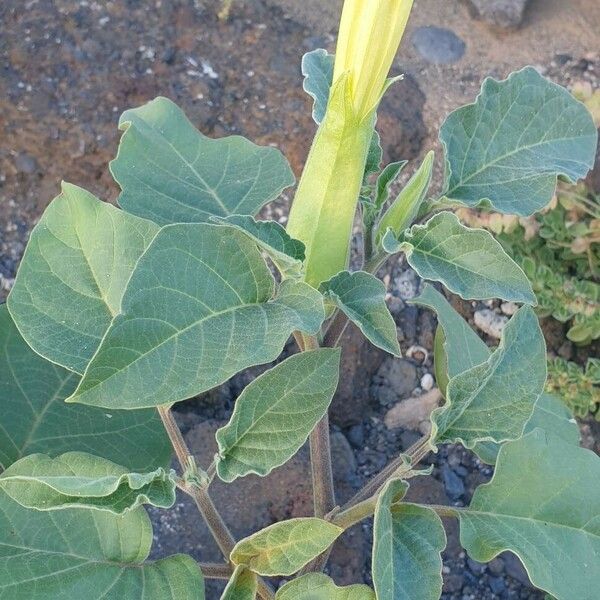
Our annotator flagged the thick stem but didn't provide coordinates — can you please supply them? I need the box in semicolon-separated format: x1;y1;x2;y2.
302;335;336;519
323;308;351;348
331;496;377;530
157;406;275;600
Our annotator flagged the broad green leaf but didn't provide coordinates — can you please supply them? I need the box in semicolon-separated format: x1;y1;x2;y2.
211;215;305;276
221;566;257;600
376;151;434;243
320;271;400;356
364;129;384;182
460;429;600;600
7;183;159;374
410;283;489;384
0;489;204;599
111;96;294;225
393;212;535;303
0;452;176;514
440;67;598;215
302;49;335;124
216;349;340;482
432;306;546;447
410;288;578;461
69;224;325;409
473;393;580;464
373;479;445;600
276;573;375;600
0;305;171;472
230;518;343;576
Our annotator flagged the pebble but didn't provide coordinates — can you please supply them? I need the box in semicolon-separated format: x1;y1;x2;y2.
503;552;534;588
411;26;465;65
474;309;508;339
489;576;506;594
488;557;505;575
465;0;531;29
441;464;465;499
420;373;434;391
14;152;38;174
500;301;519;315
346;424;365;449
393;268;420;300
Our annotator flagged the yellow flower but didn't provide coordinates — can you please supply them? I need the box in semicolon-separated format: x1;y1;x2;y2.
287;0;415;287
334;0;414;118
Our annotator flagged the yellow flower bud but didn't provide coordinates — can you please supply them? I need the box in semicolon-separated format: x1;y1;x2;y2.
287;0;415;287
334;0;415;118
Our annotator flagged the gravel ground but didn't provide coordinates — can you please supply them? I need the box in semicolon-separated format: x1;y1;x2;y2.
1;1;599;598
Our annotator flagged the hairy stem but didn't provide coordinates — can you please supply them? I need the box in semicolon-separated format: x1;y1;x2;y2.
199;562;232;580
157;406;275;600
331;495;377;530
302;334;336;519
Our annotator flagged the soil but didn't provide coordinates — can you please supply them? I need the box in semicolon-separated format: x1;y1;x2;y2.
1;1;599;598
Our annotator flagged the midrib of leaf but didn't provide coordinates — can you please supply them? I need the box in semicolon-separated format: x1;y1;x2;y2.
463;509;599;538
154;130;229;214
448;127;584;195
76;299;280;396
17;373;78;460
223;362;329;454
406;228;525;285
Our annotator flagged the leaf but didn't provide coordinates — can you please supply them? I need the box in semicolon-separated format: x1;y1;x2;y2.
440;67;598;215
364;129;384;182
276;573;375;600
0;305;171;472
410;283;489;383
210;214;305;276
374;161;407;212
373;479;445;600
0;489;204;599
302;49;335;124
69;224;325;409
230;518;343;576
459;429;600;600
221;566;257;600
410;288;578;462
216;349;340;482
111;96;295;225
0;452;176;514
7;182;160;374
473;393;580;464
320;271;400;356
395;212;536;303
376;151;434;243
431;306;546;447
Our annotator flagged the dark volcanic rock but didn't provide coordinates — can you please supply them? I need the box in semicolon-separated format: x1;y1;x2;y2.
411;26;466;64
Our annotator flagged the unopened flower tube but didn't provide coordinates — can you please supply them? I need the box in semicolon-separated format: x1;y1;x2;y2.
287;0;415;286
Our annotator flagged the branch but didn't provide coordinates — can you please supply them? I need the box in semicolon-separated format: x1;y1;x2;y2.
157;406;275;600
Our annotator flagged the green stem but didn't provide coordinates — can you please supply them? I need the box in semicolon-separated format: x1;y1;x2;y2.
331;496;377;530
199;562;232;580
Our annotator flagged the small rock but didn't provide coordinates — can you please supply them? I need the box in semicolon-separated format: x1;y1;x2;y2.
467;558;486;575
384;388;442;431
420;373;434;391
412;26;465;65
464;0;530;29
503;552;534;588
474;309;508;339
441;464;465;499
376;358;419;401
331;431;357;479
346;424;365;449
488;557;505;575
14;152;38;174
489;576;506;594
394;268;420;300
500;301;519;315
405;345;428;364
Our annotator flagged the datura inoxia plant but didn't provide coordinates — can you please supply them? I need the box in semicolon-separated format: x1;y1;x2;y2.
1;1;599;599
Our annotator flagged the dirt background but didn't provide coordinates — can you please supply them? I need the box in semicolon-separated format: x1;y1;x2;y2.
1;1;599;598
